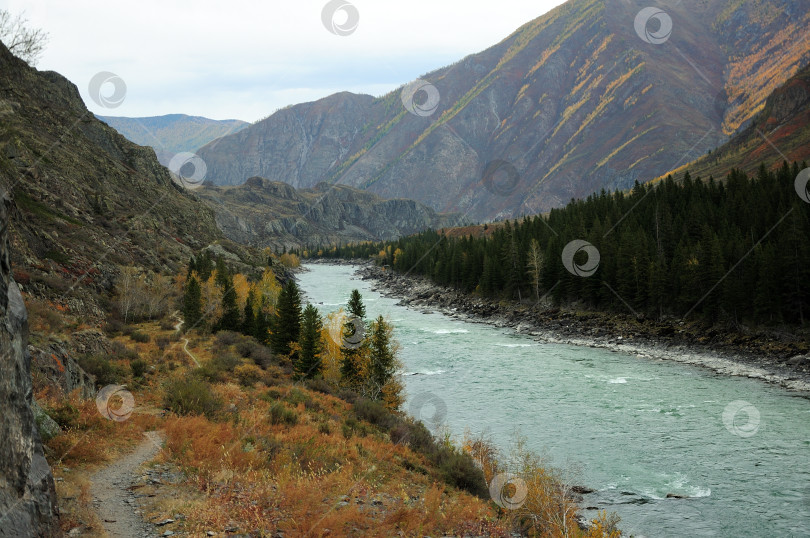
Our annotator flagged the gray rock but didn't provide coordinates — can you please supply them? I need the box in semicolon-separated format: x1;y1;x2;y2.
0;191;59;535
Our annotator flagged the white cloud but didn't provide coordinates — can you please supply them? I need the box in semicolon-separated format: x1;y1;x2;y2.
3;0;565;121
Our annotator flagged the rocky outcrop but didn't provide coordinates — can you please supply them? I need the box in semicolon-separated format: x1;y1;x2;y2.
0;192;59;536
197;178;465;250
29;342;96;400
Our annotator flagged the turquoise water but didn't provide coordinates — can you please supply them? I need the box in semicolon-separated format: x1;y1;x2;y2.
298;264;810;537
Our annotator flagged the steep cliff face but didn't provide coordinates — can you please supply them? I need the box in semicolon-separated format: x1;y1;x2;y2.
0;193;59;537
196;177;465;250
197;0;810;221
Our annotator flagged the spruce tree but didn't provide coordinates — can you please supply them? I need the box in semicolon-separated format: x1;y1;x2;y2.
366;316;396;401
182;275;202;331
242;290;257;337
296;304;323;379
341;289;366;390
347;289;366;318
271;279;302;358
216;275;241;332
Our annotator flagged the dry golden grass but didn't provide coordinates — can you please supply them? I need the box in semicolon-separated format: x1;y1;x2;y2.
38;316;620;537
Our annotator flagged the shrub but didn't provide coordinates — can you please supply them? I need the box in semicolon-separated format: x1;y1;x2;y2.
353;398;397;430
130;359;148;379
285;388;311;407
234;363;263;386
210;351;240;374
305;378;333;395
336;388;358;404
248;345;275;368
78;355;124;387
260;389;282;402
103;318;125;336
235;340;255;358
159;319;177;331
163;377;223;418
130;331;150;343
110;341;139;360
155;335;171;351
214;331;242;347
435;446;488;498
268;402;298;426
48;402;80;430
318;422;331;435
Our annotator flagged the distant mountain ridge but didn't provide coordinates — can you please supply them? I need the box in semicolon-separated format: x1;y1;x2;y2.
98;113;248;167
196;177;465;251
195;0;810;221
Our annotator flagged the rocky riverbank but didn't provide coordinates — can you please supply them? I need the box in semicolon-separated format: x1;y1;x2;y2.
355;263;810;394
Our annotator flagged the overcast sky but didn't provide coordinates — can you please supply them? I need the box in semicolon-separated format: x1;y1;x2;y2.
2;0;565;122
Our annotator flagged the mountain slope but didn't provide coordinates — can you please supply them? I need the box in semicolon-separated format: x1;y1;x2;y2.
663;62;810;181
197;0;810;221
98;114;248;167
0;41;229;318
196;177;465;251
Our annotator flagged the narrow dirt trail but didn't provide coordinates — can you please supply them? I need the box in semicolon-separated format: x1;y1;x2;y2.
90;431;164;537
172;311;201;367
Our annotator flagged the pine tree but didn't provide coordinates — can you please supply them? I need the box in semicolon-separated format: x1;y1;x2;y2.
366;316;396;401
341;289;366;390
216;277;241;332
347;289;366;318
271;279;302;358
182;275;202;331
296;304;323;379
242;290;257;337
254;295;271;345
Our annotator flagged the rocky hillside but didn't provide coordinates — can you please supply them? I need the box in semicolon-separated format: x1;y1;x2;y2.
196;0;810;221
663;62;810;182
0;193;59;537
0;40;252;320
98;114;248;167
196;177;465;251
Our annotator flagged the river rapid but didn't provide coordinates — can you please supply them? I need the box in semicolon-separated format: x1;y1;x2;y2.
298;263;810;537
